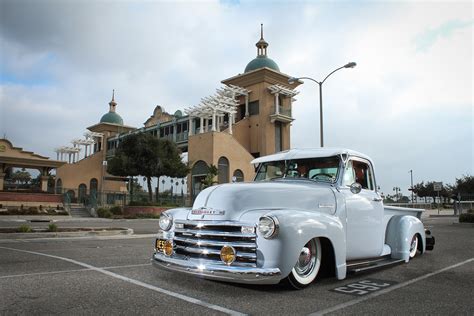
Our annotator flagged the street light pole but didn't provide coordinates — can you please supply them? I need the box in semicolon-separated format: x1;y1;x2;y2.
319;83;324;147
409;170;414;203
289;62;356;147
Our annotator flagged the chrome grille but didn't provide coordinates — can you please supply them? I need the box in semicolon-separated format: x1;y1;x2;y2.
173;220;257;267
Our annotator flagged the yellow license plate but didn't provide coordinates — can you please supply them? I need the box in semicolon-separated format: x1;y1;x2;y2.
155;239;166;252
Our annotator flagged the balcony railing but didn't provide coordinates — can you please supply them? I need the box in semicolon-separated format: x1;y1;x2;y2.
176;133;189;142
276;105;291;117
270;105;293;123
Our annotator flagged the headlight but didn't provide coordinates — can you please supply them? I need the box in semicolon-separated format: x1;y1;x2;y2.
258;215;279;239
159;213;173;231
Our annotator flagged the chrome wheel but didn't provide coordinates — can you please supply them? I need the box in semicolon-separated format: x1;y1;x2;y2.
287;238;321;289
409;235;418;258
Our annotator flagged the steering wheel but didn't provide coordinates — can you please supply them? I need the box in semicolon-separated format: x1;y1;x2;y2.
311;173;333;180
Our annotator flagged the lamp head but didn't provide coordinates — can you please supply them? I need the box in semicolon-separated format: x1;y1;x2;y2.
344;62;357;68
288;77;299;84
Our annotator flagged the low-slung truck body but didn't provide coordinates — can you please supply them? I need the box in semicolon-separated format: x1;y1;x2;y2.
152;148;435;289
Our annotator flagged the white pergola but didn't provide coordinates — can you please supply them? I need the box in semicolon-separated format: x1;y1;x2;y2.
55;131;104;163
54;146;81;163
72;138;96;158
267;84;299;115
185;85;250;135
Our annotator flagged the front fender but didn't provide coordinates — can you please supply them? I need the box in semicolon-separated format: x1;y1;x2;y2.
241;210;346;280
386;215;425;262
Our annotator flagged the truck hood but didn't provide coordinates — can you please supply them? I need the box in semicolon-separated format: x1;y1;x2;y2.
187;181;336;221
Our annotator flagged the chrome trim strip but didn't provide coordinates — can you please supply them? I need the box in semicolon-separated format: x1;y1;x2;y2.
175;220;255;227
175;228;256;238
173;236;256;249
152;253;281;284
175;245;257;260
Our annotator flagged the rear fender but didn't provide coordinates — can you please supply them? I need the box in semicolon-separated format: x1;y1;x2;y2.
386;215;425;262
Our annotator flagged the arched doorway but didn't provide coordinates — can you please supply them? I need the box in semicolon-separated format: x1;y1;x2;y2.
89;178;98;202
66;190;76;203
218;157;229;184
78;184;87;204
56;179;62;194
191;160;208;198
232;169;244;182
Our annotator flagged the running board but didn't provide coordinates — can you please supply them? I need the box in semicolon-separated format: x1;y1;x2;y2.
347;258;405;274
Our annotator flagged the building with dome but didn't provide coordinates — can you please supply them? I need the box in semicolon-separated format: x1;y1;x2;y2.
54;25;301;206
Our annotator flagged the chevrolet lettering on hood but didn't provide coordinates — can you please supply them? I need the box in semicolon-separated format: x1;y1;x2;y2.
191;207;225;216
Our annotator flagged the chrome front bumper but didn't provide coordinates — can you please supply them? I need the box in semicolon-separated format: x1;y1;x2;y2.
152;252;282;284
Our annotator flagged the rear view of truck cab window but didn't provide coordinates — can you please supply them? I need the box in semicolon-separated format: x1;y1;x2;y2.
343;159;374;190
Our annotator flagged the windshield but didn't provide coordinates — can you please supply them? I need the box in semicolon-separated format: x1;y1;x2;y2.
254;156;341;183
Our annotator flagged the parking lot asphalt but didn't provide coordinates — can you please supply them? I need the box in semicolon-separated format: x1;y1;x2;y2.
1;216;473;315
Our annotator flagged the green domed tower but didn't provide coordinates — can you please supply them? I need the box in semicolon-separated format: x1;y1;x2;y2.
100;90;124;125
244;24;280;73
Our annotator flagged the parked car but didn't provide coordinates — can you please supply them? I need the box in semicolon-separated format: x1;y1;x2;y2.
152;148;435;289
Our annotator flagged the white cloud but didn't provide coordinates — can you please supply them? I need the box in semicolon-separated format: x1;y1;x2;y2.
0;0;472;195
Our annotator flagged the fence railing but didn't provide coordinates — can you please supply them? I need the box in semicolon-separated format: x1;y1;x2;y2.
385;203;433;209
58;188;189;210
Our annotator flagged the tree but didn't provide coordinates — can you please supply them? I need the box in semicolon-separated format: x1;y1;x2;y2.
412;182;428;203
107;133;188;201
11;168;31;185
452;175;474;200
201;164;218;188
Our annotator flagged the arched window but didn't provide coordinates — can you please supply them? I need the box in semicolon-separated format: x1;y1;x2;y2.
232;169;244;182
90;178;98;197
191;160;209;198
55;178;62;194
218;157;229;184
78;184;87;204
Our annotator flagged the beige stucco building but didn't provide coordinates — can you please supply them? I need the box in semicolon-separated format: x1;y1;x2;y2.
53;26;301;202
0;139;65;192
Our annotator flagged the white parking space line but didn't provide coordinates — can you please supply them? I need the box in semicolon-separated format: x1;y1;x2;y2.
0;268;91;279
309;258;474;316
0;234;157;243
0;263;152;280
0;246;246;316
101;263;151;270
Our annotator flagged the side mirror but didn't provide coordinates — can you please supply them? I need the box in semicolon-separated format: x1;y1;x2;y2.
350;182;362;194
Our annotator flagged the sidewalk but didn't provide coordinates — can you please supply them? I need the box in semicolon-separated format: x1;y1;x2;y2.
0;215;114;222
422;208;461;218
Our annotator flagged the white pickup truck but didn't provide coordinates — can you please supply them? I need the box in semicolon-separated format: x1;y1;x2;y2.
152;148;435;289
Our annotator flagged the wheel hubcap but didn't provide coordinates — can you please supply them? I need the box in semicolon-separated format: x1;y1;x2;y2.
410;236;417;253
295;242;316;276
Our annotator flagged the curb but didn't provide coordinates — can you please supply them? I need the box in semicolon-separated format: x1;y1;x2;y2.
0;216;72;222
0;228;134;239
452;222;474;227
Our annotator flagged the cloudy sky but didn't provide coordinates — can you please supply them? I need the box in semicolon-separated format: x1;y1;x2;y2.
1;0;472;196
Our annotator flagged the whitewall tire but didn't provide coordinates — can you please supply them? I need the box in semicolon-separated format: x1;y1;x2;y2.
409;234;418;259
287;238;321;289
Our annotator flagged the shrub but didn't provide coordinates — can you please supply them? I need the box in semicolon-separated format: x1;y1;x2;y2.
27;206;39;214
109;206;123;215
18;224;32;233
48;223;58;232
459;213;474;223
135;213;161;219
97;208;112;218
128;200;152;206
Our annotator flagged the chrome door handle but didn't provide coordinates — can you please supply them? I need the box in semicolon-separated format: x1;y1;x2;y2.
373;197;383;202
